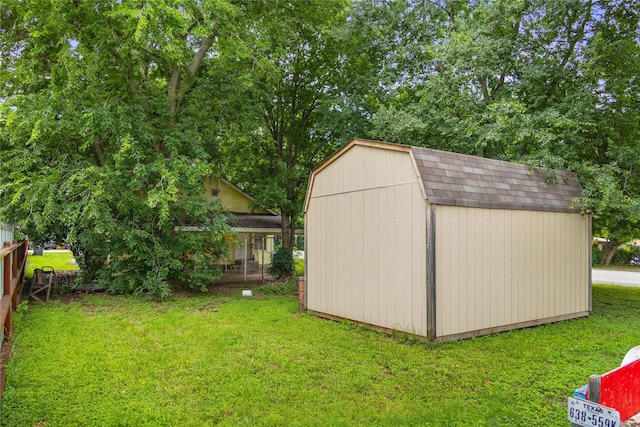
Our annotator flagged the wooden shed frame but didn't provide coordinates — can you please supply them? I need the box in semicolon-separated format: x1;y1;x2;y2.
303;139;591;342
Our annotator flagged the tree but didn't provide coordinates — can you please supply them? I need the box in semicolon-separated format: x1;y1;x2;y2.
356;0;640;263
222;0;350;254
0;0;245;296
569;0;640;263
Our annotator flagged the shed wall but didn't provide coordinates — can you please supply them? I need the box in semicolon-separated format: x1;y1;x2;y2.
306;145;428;335
435;205;590;338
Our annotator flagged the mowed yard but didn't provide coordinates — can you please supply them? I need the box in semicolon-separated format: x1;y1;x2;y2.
1;280;640;426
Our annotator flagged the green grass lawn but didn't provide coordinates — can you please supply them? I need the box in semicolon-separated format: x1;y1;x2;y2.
25;250;78;278
2;284;640;426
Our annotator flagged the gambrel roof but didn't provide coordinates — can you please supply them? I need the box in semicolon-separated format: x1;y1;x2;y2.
411;146;583;213
305;139;583;214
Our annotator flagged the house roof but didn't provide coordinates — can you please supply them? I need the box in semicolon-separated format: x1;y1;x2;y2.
177;214;288;234
411;146;583;213
232;214;282;231
305;139;583;213
230;214;303;234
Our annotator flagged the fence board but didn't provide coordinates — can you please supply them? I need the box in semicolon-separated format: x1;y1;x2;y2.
0;239;28;402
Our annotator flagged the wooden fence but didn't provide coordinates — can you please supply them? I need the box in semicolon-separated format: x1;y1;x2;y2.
0;239;28;401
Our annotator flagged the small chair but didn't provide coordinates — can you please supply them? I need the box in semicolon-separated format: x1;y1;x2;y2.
30;266;56;302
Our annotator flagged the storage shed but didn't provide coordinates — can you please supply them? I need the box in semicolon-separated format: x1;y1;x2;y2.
303;139;591;342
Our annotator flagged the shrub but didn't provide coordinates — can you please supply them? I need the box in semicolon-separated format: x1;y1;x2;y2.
294;258;304;276
611;245;640;265
268;247;294;278
592;248;603;266
254;280;297;296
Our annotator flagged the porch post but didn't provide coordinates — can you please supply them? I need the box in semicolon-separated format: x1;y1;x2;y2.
243;234;247;281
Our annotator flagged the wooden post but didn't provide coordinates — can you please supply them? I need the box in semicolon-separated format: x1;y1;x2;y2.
588;374;601;404
3;242;11;338
13;242;26;308
11;241;18;280
298;276;305;310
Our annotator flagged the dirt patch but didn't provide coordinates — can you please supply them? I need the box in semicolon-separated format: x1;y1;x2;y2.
54;293;85;304
208;282;264;296
171;278;280;298
31;274;286;304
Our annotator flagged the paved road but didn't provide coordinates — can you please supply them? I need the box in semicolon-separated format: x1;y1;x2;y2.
592;269;640;287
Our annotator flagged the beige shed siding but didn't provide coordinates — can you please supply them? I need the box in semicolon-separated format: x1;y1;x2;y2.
435;205;590;338
306;145;428;335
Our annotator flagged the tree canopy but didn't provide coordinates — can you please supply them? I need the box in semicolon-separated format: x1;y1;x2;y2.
220;0;349;251
355;0;640;263
1;0;639;296
0;0;244;296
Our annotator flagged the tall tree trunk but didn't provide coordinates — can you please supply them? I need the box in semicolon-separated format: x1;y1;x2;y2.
602;242;619;265
280;210;296;253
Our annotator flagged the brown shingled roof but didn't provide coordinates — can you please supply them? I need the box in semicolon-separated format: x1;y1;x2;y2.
232;213;282;229
411;146;583;213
